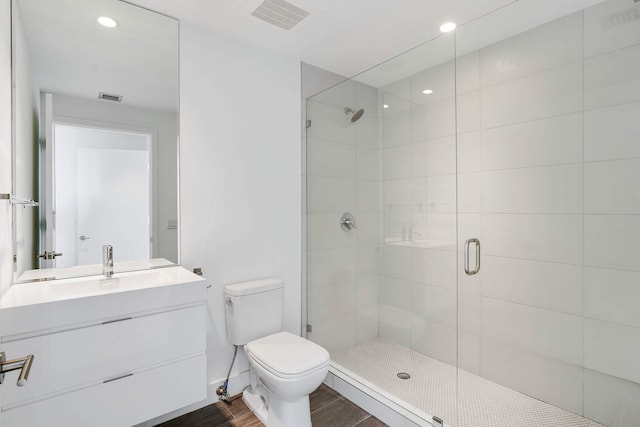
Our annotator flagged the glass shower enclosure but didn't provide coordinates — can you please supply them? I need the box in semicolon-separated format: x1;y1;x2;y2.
305;0;640;425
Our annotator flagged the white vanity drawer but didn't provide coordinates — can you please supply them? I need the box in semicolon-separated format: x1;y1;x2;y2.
1;304;205;407
2;354;206;427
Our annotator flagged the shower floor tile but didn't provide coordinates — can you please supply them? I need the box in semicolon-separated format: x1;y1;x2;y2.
332;339;603;427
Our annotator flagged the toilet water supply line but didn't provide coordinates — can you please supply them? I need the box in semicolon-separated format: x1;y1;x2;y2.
217;345;238;403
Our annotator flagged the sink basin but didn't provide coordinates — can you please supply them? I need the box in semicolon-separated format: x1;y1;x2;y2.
2;266;204;308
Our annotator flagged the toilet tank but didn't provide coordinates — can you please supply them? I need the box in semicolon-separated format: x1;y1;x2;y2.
224;278;284;346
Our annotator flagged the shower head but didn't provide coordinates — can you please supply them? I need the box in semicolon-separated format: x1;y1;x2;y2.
344;107;365;123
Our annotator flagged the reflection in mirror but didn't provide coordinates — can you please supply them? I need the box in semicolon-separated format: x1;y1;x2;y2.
12;0;179;283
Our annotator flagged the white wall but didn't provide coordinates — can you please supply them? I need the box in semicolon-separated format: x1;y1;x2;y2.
179;22;301;393
0;0;12;295
52;94;178;263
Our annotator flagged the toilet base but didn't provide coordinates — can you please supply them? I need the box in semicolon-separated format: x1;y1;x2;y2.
243;387;312;427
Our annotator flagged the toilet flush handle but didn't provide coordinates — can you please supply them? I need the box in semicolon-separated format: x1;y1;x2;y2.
225;297;233;306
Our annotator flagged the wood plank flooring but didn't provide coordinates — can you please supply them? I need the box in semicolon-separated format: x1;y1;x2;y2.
156;384;387;427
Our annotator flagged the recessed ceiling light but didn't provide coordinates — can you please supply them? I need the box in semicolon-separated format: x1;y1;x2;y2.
97;16;118;28
383;104;389;109
422;89;434;95
439;22;456;33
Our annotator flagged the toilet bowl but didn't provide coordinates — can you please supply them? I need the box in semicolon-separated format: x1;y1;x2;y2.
224;278;330;427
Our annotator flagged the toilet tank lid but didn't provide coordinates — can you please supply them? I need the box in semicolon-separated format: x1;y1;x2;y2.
225;277;283;296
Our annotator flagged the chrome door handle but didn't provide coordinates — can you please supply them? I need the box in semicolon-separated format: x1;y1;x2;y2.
464;238;480;276
78;235;91;241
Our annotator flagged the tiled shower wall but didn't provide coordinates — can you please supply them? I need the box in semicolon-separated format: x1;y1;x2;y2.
306;80;381;354
376;0;640;425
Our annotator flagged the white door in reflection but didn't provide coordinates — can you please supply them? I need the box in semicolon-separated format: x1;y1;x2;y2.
53;124;151;267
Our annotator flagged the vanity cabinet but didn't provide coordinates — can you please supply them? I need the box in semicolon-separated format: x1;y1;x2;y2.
0;267;207;427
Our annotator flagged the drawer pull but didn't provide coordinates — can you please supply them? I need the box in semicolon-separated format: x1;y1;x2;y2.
102;317;133;325
0;352;34;387
103;373;133;384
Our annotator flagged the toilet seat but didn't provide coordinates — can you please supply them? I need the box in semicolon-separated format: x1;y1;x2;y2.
246;332;330;380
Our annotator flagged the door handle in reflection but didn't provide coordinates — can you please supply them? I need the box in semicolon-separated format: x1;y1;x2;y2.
464;238;481;276
78;235;91;241
37;251;63;259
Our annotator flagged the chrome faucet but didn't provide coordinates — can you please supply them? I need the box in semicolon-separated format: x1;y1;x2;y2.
102;245;114;277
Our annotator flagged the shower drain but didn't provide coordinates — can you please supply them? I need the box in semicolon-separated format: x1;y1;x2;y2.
397;372;411;380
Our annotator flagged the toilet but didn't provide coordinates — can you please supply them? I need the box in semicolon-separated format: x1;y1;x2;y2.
224;278;330;427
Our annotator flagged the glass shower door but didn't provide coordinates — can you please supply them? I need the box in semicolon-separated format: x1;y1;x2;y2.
455;0;640;425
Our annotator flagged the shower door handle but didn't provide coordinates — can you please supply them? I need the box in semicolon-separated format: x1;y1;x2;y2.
464;238;480;276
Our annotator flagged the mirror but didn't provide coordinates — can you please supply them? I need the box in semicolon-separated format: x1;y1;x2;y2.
11;0;179;283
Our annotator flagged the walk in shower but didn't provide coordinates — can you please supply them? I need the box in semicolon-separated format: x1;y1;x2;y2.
304;0;640;425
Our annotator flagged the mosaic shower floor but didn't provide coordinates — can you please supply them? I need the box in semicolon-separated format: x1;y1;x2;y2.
332;339;603;427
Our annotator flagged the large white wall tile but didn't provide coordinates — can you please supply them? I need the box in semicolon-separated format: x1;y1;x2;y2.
307;100;356;144
585;214;640;271
457;131;481;174
379;277;413;312
308;281;356;324
584;369;640;427
481;61;583;128
410;142;427;178
383;111;411;147
357;147;379;181
481;213;583;264
379;244;412;280
458;331;480;374
308;213;356;250
309;314;357;355
457;91;481;134
482;297;583;365
584;101;640;161
584;0;640;58
584;43;640;109
356;116;379;149
426;136;456;176
410;248;456;289
307;138;356;178
459;255;583;315
456;51;480;95
585;267;640;328
411;283;456;328
378;305;411;346
425;97;456;140
458;172;482;213
383;145;411;180
481;113;583;170
480;13;583;87
584;318;640;384
481;339;584;415
426;174;456;214
481;165;583;214
356;213;379;245
307;176;356;213
410;106;427;143
357;180;379;213
307;247;355;288
585;159;640;214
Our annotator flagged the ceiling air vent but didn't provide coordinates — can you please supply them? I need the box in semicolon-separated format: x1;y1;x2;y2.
98;92;123;103
251;0;310;31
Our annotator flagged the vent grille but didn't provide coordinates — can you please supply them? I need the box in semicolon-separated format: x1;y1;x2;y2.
251;0;309;31
98;92;123;102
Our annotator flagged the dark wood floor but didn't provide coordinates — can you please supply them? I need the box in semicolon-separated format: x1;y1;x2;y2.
157;384;387;427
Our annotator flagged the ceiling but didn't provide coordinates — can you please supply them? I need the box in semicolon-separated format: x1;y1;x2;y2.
127;0;607;80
